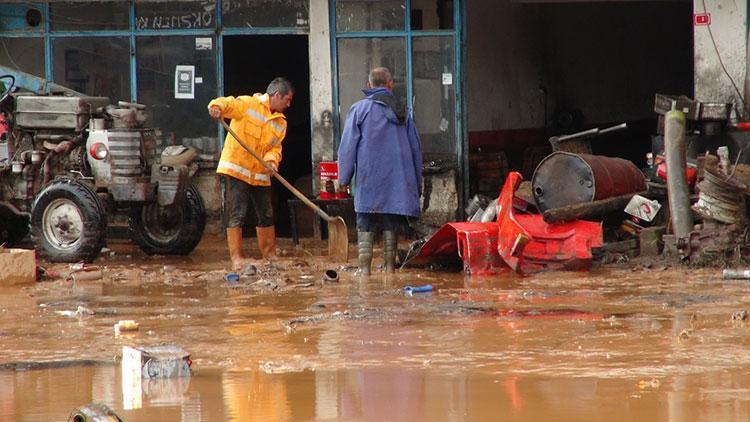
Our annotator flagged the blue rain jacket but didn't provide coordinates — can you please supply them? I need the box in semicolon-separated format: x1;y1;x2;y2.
338;87;423;217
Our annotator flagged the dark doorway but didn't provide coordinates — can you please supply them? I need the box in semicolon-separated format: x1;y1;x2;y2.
223;35;310;238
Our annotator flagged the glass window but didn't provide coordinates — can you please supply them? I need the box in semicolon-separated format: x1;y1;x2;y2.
222;0;309;28
136;36;218;145
0;37;45;77
336;0;405;32
412;36;455;157
50;2;129;31
410;0;453;30
136;1;216;31
336;37;406;136
52;37;130;101
0;3;45;32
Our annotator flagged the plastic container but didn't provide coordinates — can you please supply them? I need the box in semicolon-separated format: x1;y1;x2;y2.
403;284;434;295
319;161;338;199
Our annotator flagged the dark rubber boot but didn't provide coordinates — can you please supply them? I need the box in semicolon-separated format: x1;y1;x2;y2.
383;230;397;273
357;231;374;276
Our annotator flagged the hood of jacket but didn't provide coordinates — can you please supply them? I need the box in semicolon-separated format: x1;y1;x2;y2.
362;87;406;125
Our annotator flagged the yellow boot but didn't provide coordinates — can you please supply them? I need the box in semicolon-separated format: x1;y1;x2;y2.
227;227;251;270
256;226;277;259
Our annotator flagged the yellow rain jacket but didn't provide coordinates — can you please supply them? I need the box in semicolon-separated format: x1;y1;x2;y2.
210;93;287;186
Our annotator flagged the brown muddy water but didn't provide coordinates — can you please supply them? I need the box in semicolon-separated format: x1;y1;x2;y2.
2;236;750;421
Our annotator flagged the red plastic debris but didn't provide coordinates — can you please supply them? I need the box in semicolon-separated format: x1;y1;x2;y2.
405;171;603;275
496;172;603;273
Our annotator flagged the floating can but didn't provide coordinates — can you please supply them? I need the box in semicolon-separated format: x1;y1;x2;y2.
532;152;646;212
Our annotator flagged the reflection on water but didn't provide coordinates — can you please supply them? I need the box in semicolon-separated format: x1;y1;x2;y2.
4;365;750;421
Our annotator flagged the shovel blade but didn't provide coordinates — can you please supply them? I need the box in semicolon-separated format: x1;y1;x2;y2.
327;217;349;262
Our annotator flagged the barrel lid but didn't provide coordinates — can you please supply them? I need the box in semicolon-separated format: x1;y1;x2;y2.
531;151;595;212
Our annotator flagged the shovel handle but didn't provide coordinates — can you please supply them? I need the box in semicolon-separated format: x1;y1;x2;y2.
218;118;334;222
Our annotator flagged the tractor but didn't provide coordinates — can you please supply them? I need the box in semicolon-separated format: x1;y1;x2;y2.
0;67;205;262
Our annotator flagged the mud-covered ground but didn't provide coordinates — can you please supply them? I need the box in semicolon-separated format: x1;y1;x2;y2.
2;235;750;421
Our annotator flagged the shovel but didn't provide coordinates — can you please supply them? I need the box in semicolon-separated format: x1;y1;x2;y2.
218;119;349;262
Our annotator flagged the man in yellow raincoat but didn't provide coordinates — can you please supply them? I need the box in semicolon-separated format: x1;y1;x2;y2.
208;77;294;269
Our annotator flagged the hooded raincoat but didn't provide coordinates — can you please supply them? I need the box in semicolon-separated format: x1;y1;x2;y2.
210;93;287;186
337;87;423;217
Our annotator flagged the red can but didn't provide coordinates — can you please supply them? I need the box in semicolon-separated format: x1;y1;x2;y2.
319;161;338;199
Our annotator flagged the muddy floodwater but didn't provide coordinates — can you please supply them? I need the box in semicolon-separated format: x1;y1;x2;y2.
3;235;750;421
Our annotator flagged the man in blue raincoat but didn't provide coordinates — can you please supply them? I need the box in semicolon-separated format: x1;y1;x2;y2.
338;67;423;275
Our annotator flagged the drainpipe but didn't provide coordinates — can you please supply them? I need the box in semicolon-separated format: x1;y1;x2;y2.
664;107;693;253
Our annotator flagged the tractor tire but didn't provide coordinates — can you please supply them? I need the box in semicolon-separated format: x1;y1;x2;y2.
0;203;30;246
128;184;206;255
30;179;107;263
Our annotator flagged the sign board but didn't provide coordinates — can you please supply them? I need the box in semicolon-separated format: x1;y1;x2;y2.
174;65;195;99
694;13;711;26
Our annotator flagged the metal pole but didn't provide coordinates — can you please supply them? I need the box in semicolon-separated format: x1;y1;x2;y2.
664;107;693;250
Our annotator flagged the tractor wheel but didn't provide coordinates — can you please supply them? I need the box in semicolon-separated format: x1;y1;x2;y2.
31;179;107;262
128;184;205;255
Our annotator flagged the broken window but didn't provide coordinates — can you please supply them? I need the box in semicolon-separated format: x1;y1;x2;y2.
222;0;309;28
0;3;45;32
411;0;453;30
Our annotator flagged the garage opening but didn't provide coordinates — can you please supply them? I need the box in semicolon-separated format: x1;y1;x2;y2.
466;0;694;199
223;35;311;238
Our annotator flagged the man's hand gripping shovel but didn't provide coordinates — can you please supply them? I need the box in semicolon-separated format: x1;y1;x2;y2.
216;118;349;262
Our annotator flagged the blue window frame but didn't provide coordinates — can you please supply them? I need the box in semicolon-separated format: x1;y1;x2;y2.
330;0;464;165
0;1;309;152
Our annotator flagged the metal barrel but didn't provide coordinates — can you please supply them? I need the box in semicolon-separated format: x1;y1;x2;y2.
531;151;646;212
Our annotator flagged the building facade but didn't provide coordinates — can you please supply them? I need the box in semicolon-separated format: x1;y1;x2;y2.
0;0;464;233
1;0;720;236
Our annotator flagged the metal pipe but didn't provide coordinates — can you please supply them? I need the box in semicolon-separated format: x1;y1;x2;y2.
664;108;693;243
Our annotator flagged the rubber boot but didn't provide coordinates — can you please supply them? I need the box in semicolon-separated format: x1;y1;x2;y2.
383;230;397;273
256;226;277;259
227;227;250;270
357;231;374;276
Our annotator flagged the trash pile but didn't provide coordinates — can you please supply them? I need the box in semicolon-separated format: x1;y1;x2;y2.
405;94;750;275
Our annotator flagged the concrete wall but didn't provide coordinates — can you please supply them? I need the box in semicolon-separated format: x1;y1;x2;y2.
309;0;335;195
693;0;747;118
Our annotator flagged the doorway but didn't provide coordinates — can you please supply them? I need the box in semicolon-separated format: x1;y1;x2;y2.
223;35;311;238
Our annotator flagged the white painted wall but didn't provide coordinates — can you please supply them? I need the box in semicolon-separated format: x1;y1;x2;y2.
309;0;335;192
693;0;747;118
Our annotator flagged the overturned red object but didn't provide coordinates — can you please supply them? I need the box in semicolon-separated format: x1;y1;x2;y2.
496;172;603;273
406;172;603;274
404;222;507;275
